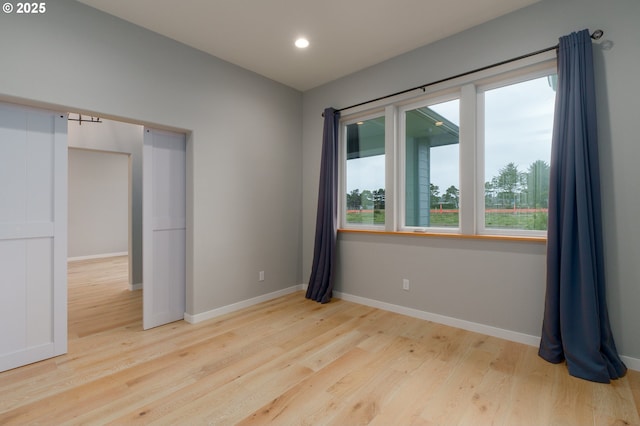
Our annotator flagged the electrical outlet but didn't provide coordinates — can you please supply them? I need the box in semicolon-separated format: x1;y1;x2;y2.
402;278;410;291
259;271;265;282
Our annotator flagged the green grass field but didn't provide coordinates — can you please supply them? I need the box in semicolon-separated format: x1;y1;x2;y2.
346;210;547;230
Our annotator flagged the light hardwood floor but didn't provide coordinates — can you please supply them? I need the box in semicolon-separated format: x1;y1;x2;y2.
0;256;638;425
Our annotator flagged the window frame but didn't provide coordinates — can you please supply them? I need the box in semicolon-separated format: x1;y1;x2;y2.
337;53;557;239
475;64;557;238
339;110;387;231
398;91;463;234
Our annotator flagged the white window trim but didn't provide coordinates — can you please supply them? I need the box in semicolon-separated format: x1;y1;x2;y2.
339;110;386;231
384;105;397;232
459;83;477;236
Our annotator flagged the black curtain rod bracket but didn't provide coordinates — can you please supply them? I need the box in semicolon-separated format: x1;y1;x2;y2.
323;29;603;117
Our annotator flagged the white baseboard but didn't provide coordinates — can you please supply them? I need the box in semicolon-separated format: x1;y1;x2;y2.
184;283;640;372
620;355;640;372
332;290;640;372
333;290;540;347
129;283;142;291
183;284;305;324
68;252;128;262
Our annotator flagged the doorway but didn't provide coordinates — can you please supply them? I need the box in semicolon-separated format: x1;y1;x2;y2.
67;116;144;290
0;102;188;372
67;148;130;263
66;115;188;331
67;145;136;338
66;116;187;331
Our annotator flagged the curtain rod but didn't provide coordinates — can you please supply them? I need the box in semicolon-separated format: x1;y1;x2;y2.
324;29;603;117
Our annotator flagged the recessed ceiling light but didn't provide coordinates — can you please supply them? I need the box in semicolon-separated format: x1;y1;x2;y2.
295;38;309;49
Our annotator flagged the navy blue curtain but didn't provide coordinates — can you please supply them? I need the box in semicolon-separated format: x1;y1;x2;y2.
306;108;340;303
538;30;626;383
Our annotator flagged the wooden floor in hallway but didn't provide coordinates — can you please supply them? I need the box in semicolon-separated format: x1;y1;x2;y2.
0;256;639;425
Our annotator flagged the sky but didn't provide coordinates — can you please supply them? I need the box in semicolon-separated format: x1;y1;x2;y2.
346;76;556;194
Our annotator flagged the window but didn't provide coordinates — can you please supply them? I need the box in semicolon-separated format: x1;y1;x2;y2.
343;114;385;228
339;56;556;238
402;97;460;229
481;75;556;234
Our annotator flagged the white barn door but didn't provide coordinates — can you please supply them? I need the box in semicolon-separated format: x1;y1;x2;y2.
0;103;68;372
142;128;186;330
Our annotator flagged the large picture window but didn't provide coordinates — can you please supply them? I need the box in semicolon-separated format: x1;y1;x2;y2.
481;76;555;233
339;57;556;239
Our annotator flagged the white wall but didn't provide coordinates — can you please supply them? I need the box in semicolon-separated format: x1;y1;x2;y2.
0;0;302;316
67;118;143;284
68;148;128;259
302;0;640;361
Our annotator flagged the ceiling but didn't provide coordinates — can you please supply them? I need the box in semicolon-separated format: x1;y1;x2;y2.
76;0;539;91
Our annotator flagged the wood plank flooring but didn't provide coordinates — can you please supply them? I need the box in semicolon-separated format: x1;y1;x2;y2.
0;256;638;425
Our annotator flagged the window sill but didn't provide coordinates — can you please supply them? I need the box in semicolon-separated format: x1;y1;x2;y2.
338;228;546;243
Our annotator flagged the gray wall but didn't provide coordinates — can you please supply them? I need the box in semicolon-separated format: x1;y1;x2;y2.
302;0;640;360
0;0;302;315
68;148;128;259
67;118;143;284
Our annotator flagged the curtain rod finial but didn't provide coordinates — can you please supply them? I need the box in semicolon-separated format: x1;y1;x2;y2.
591;29;604;40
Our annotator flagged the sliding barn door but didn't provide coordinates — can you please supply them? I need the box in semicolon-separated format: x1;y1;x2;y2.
142;128;186;330
0;103;68;372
